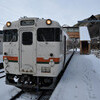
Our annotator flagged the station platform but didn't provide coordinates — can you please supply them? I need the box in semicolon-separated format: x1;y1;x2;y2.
50;52;100;100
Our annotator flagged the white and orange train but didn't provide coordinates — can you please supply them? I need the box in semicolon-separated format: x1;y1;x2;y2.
3;17;73;90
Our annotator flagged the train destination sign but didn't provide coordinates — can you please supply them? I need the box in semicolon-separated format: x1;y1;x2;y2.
20;20;34;26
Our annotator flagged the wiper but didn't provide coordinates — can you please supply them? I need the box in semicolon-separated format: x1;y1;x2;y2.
9;35;16;44
41;34;48;44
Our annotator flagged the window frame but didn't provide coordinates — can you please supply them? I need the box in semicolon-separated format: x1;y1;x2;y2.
22;32;33;45
37;28;61;42
20;20;35;26
3;29;18;42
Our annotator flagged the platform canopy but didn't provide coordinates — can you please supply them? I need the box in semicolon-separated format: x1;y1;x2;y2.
79;26;91;41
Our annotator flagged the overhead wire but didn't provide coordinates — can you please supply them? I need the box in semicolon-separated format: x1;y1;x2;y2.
0;22;4;25
0;1;24;16
0;5;20;17
0;2;26;22
0;3;24;26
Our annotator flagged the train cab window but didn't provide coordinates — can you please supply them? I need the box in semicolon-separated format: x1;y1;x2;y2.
22;32;33;45
3;29;18;42
37;28;61;42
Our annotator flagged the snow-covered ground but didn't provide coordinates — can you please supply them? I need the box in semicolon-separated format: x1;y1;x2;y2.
0;55;3;63
0;54;20;100
0;78;21;100
0;70;5;77
91;50;100;59
50;52;100;100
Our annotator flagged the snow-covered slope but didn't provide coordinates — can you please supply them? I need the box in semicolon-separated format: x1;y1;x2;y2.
50;53;100;100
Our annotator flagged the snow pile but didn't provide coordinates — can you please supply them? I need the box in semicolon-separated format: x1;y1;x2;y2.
50;53;100;100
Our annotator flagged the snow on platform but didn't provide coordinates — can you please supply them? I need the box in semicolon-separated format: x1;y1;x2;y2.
50;52;100;100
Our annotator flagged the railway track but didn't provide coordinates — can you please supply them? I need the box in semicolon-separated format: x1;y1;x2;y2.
0;75;5;79
37;90;53;100
9;90;53;100
0;69;5;79
10;90;24;100
0;71;4;73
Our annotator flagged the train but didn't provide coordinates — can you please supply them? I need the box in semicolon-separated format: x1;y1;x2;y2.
3;17;73;90
0;30;3;69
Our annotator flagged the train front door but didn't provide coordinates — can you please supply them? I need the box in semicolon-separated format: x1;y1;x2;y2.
19;28;36;74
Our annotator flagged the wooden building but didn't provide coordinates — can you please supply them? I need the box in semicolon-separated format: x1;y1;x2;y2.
62;27;79;38
80;27;91;54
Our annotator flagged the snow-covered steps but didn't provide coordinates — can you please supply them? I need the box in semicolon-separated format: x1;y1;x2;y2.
50;53;100;100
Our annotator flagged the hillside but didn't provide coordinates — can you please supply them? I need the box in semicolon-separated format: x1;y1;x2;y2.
74;14;100;38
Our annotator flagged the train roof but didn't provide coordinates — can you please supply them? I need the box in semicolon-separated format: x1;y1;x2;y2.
3;17;61;30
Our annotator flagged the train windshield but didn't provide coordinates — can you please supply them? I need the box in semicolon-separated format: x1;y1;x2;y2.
3;29;18;42
37;28;61;42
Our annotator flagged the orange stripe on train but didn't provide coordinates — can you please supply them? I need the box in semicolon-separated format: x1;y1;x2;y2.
37;58;60;62
3;56;18;61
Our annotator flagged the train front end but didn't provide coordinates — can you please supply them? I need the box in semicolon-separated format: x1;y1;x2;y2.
3;17;65;90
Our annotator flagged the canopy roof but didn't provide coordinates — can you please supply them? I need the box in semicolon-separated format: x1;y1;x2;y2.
79;26;91;41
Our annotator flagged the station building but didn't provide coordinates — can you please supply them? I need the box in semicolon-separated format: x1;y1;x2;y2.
62;26;79;38
79;27;91;54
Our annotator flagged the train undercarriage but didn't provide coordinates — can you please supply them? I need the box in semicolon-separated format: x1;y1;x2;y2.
6;74;56;90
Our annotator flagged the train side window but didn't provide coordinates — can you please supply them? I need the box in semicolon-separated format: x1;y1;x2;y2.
60;30;62;42
3;29;18;42
22;32;33;45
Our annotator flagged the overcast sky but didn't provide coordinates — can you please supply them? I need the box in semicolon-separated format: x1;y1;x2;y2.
0;0;100;29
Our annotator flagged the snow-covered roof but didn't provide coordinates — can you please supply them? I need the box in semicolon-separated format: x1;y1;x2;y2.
79;26;91;41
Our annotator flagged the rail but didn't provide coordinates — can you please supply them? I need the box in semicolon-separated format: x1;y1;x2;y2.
10;91;24;100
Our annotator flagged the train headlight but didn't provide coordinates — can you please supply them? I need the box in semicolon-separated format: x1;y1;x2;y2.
6;22;11;27
46;19;52;25
49;59;54;67
4;57;8;64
